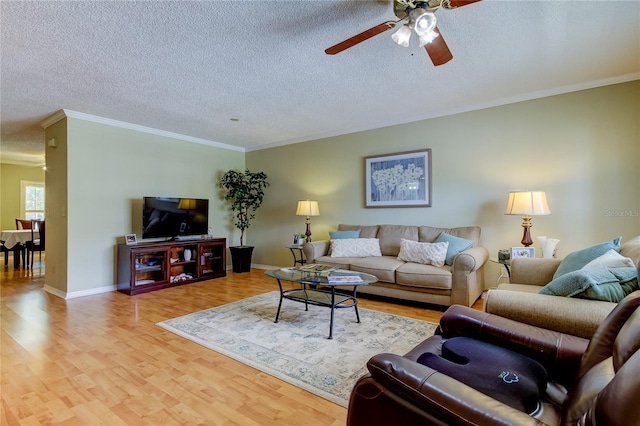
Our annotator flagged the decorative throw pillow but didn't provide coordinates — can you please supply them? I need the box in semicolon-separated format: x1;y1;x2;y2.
397;239;449;267
540;266;639;302
435;232;476;266
330;238;382;258
553;237;622;279
329;230;361;240
582;249;635;270
328;230;361;255
417;337;548;414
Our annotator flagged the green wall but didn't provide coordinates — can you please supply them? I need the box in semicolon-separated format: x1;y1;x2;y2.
29;80;640;295
44;116;244;296
0;163;46;230
247;81;640;285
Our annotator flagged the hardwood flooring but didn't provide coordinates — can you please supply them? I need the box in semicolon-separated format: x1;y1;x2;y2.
1;257;483;425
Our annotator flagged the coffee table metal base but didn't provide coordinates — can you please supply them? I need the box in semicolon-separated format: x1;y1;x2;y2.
274;281;360;339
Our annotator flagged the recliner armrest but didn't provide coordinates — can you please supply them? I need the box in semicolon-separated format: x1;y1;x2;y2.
366;354;541;426
437;305;589;386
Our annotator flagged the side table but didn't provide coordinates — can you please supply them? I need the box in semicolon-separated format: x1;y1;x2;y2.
490;258;511;284
287;245;306;267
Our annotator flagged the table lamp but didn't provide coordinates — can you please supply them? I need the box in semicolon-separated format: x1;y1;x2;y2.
505;191;550;247
296;200;320;243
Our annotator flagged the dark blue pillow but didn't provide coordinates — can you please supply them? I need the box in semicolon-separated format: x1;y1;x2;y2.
417;337;547;414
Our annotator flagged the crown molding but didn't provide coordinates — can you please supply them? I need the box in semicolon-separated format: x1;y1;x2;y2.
40;109;245;152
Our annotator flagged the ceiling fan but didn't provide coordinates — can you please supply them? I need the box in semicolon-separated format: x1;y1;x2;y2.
325;0;481;66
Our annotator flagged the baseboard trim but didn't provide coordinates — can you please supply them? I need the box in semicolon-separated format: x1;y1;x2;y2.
44;284;117;299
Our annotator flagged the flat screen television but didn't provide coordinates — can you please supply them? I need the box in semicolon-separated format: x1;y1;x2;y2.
142;197;209;240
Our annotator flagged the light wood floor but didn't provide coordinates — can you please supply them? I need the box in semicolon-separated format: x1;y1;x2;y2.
1;256;483;425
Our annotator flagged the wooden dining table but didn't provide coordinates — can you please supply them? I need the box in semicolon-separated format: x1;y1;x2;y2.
1;229;39;268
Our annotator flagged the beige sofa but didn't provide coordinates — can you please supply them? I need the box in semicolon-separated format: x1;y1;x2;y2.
302;224;489;307
485;235;640;339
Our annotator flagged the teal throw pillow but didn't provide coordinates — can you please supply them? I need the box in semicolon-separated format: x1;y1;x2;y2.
330;230;361;240
435;232;476;266
540;266;639;302
553;237;622;279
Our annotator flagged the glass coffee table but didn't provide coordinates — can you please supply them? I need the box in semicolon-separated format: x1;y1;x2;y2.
265;267;378;339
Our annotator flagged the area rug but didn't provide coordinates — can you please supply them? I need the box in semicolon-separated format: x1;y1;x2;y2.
157;291;438;407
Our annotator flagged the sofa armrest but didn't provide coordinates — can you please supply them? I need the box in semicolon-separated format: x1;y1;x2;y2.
452;245;488;273
510;257;563;286
365;354;541;426
484;289;616;340
302;240;329;263
438;305;588;385
450;245;489;306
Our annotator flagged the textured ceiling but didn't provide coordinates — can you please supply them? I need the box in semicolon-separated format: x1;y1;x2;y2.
2;0;639;166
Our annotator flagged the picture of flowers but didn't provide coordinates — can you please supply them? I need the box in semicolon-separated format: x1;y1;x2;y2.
365;149;431;207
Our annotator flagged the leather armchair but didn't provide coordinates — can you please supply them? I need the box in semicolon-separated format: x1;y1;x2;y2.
347;291;640;426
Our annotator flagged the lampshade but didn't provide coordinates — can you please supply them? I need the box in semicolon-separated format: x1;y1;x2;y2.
178;198;197;210
391;24;412;47
418;30;439;46
505;191;550;216
296;200;320;217
412;10;436;36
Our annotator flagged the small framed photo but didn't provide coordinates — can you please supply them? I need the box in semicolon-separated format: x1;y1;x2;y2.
511;247;535;259
125;234;138;245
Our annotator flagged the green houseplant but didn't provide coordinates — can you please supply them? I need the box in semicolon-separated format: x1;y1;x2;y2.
219;169;269;272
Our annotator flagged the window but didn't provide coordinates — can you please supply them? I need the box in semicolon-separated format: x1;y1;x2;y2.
21;181;45;220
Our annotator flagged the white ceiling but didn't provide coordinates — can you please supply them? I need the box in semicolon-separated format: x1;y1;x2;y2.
2;0;639;166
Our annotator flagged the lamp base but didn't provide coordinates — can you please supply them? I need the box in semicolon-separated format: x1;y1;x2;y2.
305;217;312;242
521;216;533;247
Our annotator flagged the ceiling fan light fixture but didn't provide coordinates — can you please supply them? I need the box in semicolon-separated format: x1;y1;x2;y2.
391;24;412;47
412;10;437;36
418;30;439;46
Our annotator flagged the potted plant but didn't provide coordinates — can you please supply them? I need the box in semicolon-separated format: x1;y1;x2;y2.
219;169;269;272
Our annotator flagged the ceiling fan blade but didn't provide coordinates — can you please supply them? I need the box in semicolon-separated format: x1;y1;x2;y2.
444;0;481;8
325;21;397;55
424;26;453;66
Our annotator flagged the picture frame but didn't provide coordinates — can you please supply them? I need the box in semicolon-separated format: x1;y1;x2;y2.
365;149;432;207
511;247;535;259
125;234;138;245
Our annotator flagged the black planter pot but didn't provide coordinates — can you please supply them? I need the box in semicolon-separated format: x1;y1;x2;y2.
229;246;254;273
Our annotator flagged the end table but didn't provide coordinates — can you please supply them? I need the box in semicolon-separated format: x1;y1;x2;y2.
287;245;306;267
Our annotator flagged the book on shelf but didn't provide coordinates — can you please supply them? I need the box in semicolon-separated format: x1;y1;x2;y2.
327;275;364;284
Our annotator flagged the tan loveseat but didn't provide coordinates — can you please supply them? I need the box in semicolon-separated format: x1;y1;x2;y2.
485;235;640;339
303;224;489;307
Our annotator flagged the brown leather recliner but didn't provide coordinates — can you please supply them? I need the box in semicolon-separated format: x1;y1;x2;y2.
347;291;640;426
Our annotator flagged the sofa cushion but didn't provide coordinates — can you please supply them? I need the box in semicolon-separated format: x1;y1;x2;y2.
338;224;379;238
540;267;639;302
419;226;481;243
582;249;635;270
553;237;622;279
435;232;476;266
397;239;449;267
377;225;419;257
331;238;382;258
395;262;453;290
350;256;404;283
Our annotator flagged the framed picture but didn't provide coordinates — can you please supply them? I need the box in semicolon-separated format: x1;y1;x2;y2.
511;247;535;259
365;149;432;207
125;234;138;245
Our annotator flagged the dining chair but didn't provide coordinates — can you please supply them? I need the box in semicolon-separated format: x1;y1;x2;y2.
15;218;33;229
26;220;45;268
0;243;8;266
